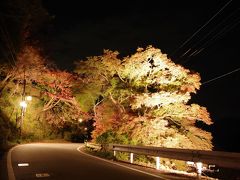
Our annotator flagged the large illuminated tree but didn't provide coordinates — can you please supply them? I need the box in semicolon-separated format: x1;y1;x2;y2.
75;46;213;150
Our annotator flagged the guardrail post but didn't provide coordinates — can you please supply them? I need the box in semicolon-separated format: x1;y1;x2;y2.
130;153;133;164
110;144;240;172
196;162;202;179
156;157;160;170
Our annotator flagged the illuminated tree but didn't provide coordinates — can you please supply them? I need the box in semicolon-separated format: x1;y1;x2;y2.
118;46;212;149
0;45;88;139
75;46;213;150
0;1;89;141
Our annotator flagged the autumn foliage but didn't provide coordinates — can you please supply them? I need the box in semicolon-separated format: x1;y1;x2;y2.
0;43;212;149
75;46;213;150
0;45;88;141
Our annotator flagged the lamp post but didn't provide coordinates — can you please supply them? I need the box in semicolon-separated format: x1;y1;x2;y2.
19;96;32;136
19;69;26;136
19;100;27;136
19;68;33;136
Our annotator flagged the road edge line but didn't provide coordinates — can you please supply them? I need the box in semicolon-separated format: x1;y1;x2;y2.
7;146;17;180
77;146;169;180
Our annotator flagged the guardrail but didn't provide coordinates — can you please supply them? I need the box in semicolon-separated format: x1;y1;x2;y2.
110;144;240;170
85;142;102;151
85;143;240;178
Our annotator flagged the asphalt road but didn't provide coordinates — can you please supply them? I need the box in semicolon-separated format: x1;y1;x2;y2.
8;143;167;180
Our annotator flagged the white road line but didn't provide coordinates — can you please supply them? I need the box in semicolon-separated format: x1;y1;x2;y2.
7;146;17;180
18;163;29;167
77;146;169;180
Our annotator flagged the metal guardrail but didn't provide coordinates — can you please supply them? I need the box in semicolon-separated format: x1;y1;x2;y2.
110;144;240;170
85;142;102;151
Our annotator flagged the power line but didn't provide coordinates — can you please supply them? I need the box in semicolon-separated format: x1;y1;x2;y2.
202;67;240;85
0;17;17;66
181;16;240;64
171;0;233;57
178;9;240;63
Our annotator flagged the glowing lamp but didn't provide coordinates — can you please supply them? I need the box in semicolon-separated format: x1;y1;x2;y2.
20;101;27;108
26;96;32;101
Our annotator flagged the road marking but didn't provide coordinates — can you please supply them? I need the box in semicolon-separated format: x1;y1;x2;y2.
36;173;50;178
76;146;169;180
18;163;29;167
7;146;18;180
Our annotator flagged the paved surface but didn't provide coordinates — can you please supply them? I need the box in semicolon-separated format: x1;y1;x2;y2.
8;143;169;180
6;143;240;180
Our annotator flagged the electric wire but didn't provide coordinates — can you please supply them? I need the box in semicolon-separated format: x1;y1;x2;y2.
181;17;240;64
0;17;17;67
171;0;233;57
0;26;16;66
178;9;239;63
202;67;240;85
2;18;18;57
191;19;239;57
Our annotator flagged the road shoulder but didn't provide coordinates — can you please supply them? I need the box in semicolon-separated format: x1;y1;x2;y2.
0;143;16;180
78;146;212;180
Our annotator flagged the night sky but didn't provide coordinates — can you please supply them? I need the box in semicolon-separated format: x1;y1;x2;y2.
41;0;240;152
2;0;240;151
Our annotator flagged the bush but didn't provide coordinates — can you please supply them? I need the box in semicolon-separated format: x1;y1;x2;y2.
0;110;19;149
115;152;129;162
96;130;130;145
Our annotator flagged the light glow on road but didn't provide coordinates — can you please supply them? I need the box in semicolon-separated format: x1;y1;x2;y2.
18;163;29;167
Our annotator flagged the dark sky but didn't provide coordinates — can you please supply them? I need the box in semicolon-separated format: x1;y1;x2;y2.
33;0;240;151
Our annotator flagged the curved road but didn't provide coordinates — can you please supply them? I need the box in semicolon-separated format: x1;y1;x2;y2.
8;143;166;180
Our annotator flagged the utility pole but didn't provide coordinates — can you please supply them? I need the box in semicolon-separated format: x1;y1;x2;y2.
20;69;26;136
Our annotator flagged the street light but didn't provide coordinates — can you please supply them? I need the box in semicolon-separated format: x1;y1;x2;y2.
19;96;31;136
26;96;32;101
19;100;27;136
20;101;27;108
19;69;28;137
78;118;83;123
